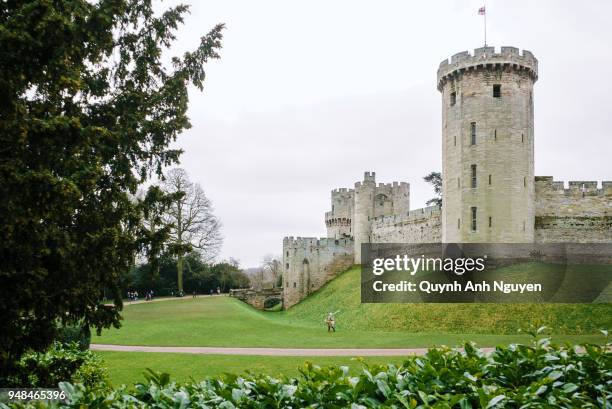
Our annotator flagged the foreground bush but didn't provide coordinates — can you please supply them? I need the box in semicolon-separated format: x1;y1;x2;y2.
6;342;108;391
4;331;610;408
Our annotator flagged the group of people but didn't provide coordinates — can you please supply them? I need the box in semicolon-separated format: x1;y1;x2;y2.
127;291;139;301
127;286;225;302
126;290;155;301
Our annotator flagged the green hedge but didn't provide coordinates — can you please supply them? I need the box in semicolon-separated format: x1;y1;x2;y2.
3;331;610;408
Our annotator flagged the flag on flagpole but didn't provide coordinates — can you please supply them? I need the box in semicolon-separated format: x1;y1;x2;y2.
478;6;486;15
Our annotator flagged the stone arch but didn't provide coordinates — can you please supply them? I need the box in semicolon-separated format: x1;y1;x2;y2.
264;296;282;309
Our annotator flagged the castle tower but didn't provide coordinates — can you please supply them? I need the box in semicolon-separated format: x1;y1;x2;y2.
325;188;354;239
353;171;376;262
437;46;538;243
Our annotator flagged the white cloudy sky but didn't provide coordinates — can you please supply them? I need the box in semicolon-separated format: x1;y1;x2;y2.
158;0;612;267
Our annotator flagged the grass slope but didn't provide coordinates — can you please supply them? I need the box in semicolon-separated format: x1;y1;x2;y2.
284;266;612;334
94;296;544;347
93;295;606;348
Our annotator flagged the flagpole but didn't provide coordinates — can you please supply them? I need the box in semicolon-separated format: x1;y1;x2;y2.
484;1;487;46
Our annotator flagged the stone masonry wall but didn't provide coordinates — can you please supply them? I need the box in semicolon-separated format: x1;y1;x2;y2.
371;206;442;243
534;177;612;242
282;237;354;308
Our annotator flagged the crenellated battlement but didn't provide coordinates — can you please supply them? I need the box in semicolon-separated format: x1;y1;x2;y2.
330;188;354;204
283;236;354;248
376;182;409;189
437;46;538;90
372;205;441;227
355;177;409;192
331;187;355;194
535;176;612;196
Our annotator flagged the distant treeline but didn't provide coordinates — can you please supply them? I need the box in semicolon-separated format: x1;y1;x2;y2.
125;252;250;296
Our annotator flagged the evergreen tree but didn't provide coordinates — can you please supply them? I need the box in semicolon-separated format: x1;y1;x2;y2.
424;171;442;207
0;0;223;382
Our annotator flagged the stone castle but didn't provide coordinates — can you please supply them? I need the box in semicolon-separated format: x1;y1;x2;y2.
282;46;612;308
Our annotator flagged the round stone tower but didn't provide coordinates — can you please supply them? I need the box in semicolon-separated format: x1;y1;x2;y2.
325;188;354;239
437;46;538;243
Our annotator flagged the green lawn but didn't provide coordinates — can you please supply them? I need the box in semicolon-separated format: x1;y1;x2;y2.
93;265;610;385
99;351;404;387
93;294;608;348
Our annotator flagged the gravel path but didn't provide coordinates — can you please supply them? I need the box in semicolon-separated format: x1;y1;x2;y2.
90;344;496;356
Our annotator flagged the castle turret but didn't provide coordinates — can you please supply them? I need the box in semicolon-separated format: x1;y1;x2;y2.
325;188;354;239
437;46;538;243
353;171;376;262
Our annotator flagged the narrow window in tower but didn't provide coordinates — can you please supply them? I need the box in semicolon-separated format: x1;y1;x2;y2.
523;176;526;187
286;263;289;269
457;218;460;229
471;207;477;231
454;135;456;146
293;282;296;288
457;177;460;188
493;84;501;98
489;216;492;228
450;91;456;106
494;129;497;140
489;174;492;185
471;164;477;188
521;133;524;143
471;122;476;145
286;251;289;257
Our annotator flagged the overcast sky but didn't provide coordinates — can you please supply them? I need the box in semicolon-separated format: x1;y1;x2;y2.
158;0;612;267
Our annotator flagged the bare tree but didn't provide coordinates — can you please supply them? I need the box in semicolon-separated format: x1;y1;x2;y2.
262;254;282;288
162;168;222;292
246;267;265;290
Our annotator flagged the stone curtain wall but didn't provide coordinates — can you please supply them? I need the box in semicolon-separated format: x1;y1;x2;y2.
282;237;354;308
371;206;442;244
535;177;612;243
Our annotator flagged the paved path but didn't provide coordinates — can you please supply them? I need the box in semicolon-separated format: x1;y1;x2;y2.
90;344;496;356
108;294;228;306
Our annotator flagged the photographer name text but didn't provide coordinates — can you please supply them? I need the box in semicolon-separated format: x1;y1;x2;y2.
372;280;542;294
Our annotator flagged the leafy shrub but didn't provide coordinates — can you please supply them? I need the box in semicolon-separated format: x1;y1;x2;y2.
55;324;91;351
4;331;610;408
8;342;108;390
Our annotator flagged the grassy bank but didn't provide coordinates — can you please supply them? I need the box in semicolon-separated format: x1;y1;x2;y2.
283;265;612;334
93;295;607;348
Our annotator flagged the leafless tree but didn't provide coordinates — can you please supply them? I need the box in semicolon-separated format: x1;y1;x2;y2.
247;267;265;290
162;168;222;292
262;254;282;288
